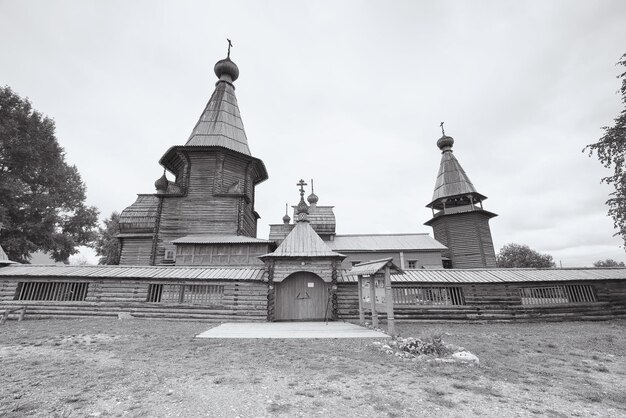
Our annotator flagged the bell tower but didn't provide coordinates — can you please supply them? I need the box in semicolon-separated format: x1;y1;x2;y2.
424;126;497;268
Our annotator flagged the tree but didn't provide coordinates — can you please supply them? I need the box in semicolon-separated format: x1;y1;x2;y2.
0;86;99;263
585;53;626;248
593;259;625;267
496;243;556;268
94;212;121;265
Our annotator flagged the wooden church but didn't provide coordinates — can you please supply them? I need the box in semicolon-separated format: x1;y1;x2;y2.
1;51;625;322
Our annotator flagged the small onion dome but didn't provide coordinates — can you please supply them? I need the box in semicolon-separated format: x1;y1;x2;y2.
154;173;168;193
437;135;454;151
296;198;309;216
282;213;291;224
307;192;319;205
214;57;239;82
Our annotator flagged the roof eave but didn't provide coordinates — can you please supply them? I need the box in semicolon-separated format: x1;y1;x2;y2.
159;145;268;184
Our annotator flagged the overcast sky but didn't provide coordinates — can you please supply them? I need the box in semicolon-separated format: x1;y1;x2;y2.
1;0;625;266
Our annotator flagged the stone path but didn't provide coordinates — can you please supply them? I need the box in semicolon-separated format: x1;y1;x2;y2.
195;321;389;339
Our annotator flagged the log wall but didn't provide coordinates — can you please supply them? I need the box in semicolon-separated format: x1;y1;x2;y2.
337;280;626;321
0;277;268;321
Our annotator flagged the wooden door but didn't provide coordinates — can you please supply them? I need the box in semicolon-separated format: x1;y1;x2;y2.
275;272;329;321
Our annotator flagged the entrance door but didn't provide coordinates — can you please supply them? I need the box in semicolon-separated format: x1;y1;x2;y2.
275;272;329;321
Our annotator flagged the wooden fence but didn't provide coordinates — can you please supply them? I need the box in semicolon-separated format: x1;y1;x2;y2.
338;280;626;321
1;278;267;321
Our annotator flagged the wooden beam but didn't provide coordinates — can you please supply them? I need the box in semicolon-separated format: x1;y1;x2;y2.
384;263;395;336
357;275;365;324
369;275;378;328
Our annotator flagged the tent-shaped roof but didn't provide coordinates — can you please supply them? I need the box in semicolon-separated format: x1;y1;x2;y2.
261;221;344;258
184;61;251;156
427;136;486;209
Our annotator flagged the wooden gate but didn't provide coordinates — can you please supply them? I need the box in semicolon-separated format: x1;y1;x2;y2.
275;272;329;321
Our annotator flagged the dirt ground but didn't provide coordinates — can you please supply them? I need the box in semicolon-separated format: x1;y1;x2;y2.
1;318;625;417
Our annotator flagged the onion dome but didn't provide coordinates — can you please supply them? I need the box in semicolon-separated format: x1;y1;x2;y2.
437;135;454;152
154;172;168;193
214;58;239;83
296;198;309;217
295;179;310;222
282;203;291;224
307;179;318;205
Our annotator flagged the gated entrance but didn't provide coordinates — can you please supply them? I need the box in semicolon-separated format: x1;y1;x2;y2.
275;272;329;321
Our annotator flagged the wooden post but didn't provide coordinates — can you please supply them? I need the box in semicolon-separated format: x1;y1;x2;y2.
384;263;395;336
357;276;365;324
369;275;378;328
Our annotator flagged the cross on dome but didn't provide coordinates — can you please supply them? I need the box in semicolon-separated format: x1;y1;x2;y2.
227;38;233;58
297;179;307;196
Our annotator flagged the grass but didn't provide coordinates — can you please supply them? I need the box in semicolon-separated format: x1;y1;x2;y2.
0;319;625;417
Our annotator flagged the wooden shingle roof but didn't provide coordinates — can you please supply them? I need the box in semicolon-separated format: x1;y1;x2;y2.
345;258;403;276
262;221;344;258
427;136;487;209
428;149;486;207
118;194;159;233
185;78;251;156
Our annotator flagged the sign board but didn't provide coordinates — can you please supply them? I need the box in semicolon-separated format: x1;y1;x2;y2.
361;278;386;310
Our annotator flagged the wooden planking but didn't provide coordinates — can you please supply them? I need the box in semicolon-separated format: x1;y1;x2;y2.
119;150;264;266
272;259;335;283
176;243;267;266
431;211;497;268
154;151;262;265
120;238;153;266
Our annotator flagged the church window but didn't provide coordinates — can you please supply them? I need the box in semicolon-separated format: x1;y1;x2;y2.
407;260;417;268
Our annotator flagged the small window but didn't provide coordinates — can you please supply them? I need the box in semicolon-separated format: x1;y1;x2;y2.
393;286;465;306
146;284;224;305
407;260;417;269
15;282;89;301
519;285;596;305
351;261;362;267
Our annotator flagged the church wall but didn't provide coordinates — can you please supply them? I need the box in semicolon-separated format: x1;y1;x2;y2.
431;211;497;268
338;251;443;270
0;276;268;321
119;238;153;265
151;152;261;264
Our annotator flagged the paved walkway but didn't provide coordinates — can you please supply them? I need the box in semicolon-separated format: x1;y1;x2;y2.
195;321;389;339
